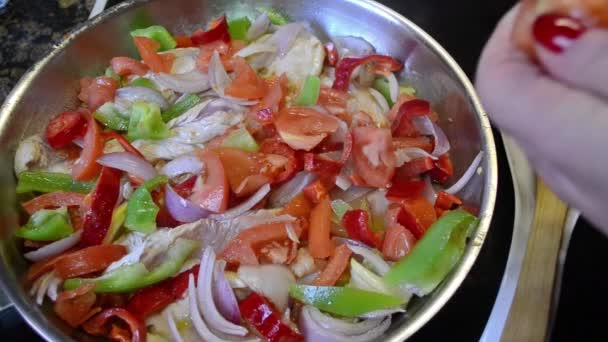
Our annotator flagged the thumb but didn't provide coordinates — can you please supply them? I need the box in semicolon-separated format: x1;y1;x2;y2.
534;14;608;99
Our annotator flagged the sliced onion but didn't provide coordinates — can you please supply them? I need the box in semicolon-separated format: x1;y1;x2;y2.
368;88;389;114
331;186;373;203
169;98;243;128
445;151;484;195
422;176;438;205
198;248;248;336
121;178;133;201
152;70;210;93
366;190;389;218
359;308;405;319
35;272;53;305
346;244;391;276
188;274;224;342
297;270;321;285
24;230;82;262
72;138;84;148
384;72;399;104
208;51;231;96
237;264;295;311
269;171;318;208
165;310;185;342
269;23;304;56
161;155;203;178
394;147;438;167
97;152;157;181
235;42;277;59
115;86;169;109
335;174;352;191
165;185;212;223
213;260;241;324
211;184;271;221
333;35;375;58
411;116;451;157
247;13;271;41
299;305;391;342
285;222;300;243
46;274;61;301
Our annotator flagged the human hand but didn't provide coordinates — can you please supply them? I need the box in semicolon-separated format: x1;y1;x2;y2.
476;5;608;230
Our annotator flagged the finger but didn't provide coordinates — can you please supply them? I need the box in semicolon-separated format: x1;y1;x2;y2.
534;14;608;99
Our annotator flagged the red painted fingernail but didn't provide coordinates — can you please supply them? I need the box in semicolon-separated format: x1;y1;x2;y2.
533;13;587;53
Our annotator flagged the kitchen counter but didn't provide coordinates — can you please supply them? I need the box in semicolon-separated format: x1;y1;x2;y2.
0;1;606;341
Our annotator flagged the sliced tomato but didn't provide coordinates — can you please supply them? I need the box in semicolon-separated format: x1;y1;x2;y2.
303;179;329;205
54;244;127;279
22;192;85;215
280;194;312;220
397;197;437;239
435;191;463;210
219;221;303;266
393;136;434;153
303;153;343;176
191;15;231;45
224;57;268;99
174;35;194;48
80;167;122;246
83;308;146;342
312;244;352;286
46;111;88;149
78;77;119;112
102;131;145;159
351;127;395;188
132;36;173;73
429;154;454;184
250;75;287;124
274;106;340;151
318;86;348;109
54;283;100;328
189;150;229;212
214;147;275;197
26;252;73;283
259;139;301;183
110;57;149;76
72;115;104;181
308;196;334;259
382;224;416;262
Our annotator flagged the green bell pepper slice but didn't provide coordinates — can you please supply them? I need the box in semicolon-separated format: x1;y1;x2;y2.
289;285;404;317
125;175;167;234
228;17;252;41
103;202;128;244
260;7;290;25
330;199;352;224
64;238;199;293
94;102;129;131
161;94;201;122
128;102;171;141
372;77;393;106
128;77;157;90
15;207;73;241
130;25;177;51
295;75;321;106
16;171;95;194
221;127;260;152
384;210;479;296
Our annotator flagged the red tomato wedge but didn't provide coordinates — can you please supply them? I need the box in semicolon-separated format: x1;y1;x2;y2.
22;192;86;215
54;245;127;279
308;196;334;259
250;75;288;124
78;76;119;112
54;283;100;328
259;139;301;184
110;57;149;76
72;115;104;181
224;57;268;99
352;126;396;188
220;221;303;266
214;147;275;197
46;111;88;149
280;194;312;220
318;86;348;109
83;308;146;342
312;244;352;286
132;36;173;73
382;223;416;261
189;150;229;213
274;106;340;151
80;167;122;246
191;15;231;45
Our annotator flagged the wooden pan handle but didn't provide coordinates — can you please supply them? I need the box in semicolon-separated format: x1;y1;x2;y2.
501;180;568;342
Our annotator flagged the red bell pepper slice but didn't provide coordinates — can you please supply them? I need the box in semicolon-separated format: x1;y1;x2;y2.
341;209;383;249
191;16;231;45
395;157;436;179
102;131;145;159
83;308;146;342
396;198;437;239
80;167;122;246
435;191;463;210
387;178;426;200
72;115;104;181
46;111;88;149
429;154;454;184
239;292;303;342
332;54;403;92
391;99;431;136
324;42;338;66
22;192;86;215
54;245;128;279
151;188;182;228
127;265;200;320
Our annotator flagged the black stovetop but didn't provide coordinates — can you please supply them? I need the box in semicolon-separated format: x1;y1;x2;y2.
1;1;606;341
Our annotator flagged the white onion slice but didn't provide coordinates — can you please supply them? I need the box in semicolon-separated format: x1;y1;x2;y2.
46;274;61;301
247;13;271;41
269;23;304;56
198;248;249;336
285;222;300;243
208;51;231;96
188;274;224;342
299;306;391;342
394;147;438;167
411;116;451;157
24;230;82;262
97;152;157;181
161;155;203;179
165;185;212;223
359;308;405;319
211;184;271;220
445;151;484;195
213;260;241;324
331;186;373;203
165;310;185;342
347;244;391;276
35;272;53;305
269;171;318;208
335;174;352;191
332;36;375;58
368;88;389;114
153;71;210;93
237;265;295;312
385;72;399;104
235;42;277;58
298;270;321;285
115;86;169;109
422;176;438;205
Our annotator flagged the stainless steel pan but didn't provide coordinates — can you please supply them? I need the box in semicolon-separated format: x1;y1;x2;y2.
0;0;498;340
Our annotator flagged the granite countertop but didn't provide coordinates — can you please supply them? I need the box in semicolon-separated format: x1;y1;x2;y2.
0;1;607;341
